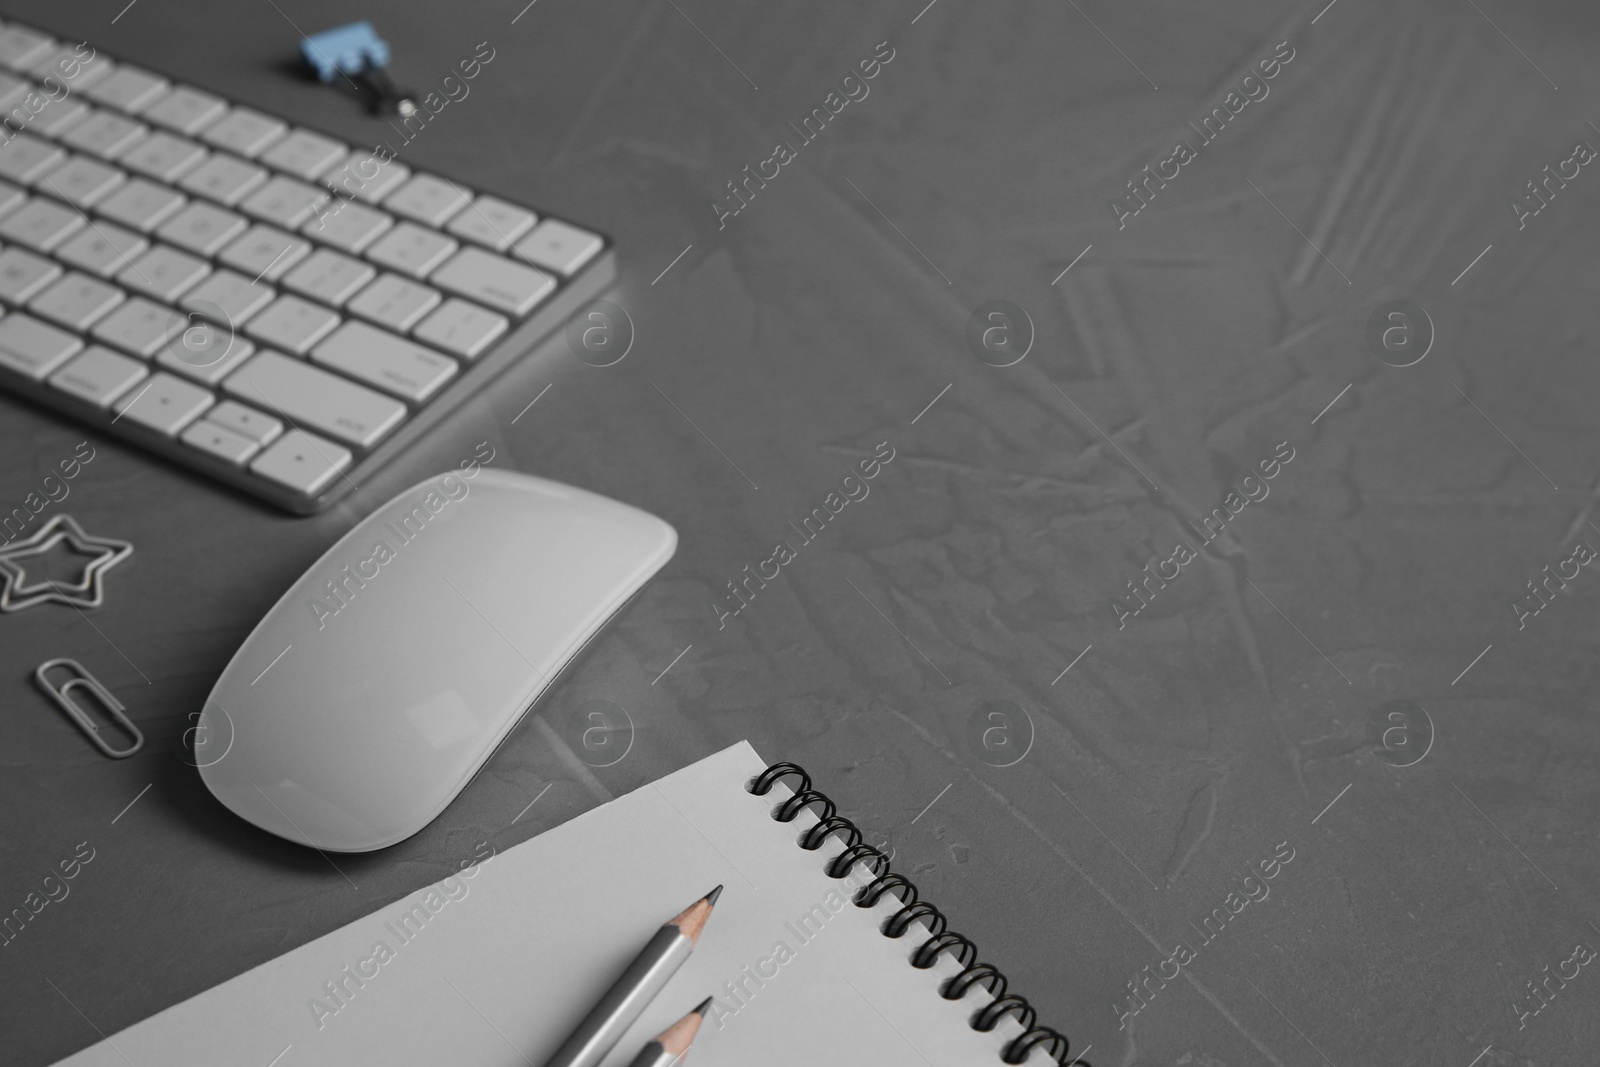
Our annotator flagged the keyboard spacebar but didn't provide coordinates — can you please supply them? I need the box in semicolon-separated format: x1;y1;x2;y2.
222;351;406;450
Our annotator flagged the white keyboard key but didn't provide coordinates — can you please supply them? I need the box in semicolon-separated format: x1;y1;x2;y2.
29;271;124;330
0;70;26;111
112;371;212;434
60;110;147;160
120;132;207;183
199;108;286;159
29;99;91;138
514;218;604;276
157;200;247;256
91;296;183;357
304;147;347;186
142;86;226;135
249;429;351;495
180;269;273;324
383;173;469;226
430;246;554;317
0;311;80;378
301;197;391;253
0;76;30;118
118;243;210;301
0;132;66;184
0;198;82;251
364;222;457;279
178;153;267;206
281;249;374;306
27;47;113;91
223;349;405;448
204;399;280;444
95;177;187;232
0;177;23;215
37;155;126;207
446;195;535;251
181;418;260;464
304;195;354;236
156;332;255;386
84;66;169;113
240;174;328;228
325;153;409;204
218;225;309;281
0;26;55;72
244;294;340;354
54;222;148;278
0;246;62;302
310;320;457;404
346;272;440;331
48;345;146;407
412;298;508;360
259;128;346;181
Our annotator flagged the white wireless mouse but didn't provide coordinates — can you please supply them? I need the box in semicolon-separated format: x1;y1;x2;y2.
195;466;677;852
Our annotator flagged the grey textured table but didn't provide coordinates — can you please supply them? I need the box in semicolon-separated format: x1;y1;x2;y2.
3;1;1598;1064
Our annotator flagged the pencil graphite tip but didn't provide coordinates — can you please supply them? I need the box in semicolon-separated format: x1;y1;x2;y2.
694;996;713;1016
658;998;710;1055
672;887;721;945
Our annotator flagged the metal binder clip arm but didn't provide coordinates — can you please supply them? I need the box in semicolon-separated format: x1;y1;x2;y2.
34;659;144;759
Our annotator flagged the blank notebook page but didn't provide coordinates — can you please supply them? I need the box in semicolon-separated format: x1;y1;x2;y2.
55;741;1049;1066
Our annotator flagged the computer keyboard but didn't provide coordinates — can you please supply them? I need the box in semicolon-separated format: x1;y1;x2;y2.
0;19;615;514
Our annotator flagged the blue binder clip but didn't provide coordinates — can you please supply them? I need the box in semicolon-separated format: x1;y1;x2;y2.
298;21;414;115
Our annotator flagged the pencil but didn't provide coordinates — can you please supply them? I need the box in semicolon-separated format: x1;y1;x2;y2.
625;997;713;1067
543;886;722;1067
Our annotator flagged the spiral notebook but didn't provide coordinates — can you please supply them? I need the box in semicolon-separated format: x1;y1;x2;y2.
52;742;1080;1066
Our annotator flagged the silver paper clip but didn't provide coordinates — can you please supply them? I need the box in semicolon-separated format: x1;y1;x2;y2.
34;658;144;759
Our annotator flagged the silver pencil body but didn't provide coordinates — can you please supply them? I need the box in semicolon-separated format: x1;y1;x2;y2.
544;925;693;1067
624;1040;678;1067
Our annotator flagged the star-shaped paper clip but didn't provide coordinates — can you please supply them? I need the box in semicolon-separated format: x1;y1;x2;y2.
0;515;133;612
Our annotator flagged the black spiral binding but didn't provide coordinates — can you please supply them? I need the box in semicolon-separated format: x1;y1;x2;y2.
749;762;1088;1066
